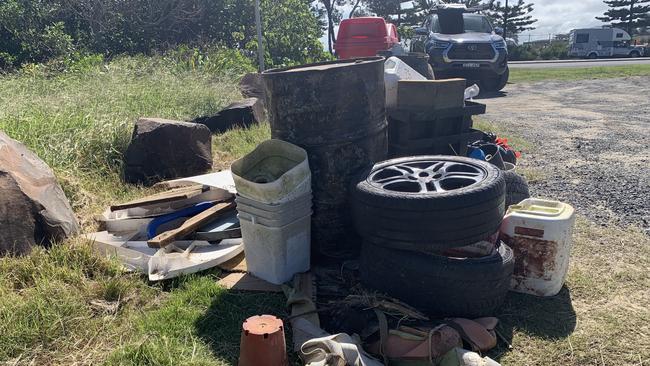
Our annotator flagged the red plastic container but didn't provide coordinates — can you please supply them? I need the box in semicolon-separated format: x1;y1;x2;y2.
335;17;399;59
238;315;288;366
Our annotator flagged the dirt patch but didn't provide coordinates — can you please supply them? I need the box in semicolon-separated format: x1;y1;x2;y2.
479;76;650;233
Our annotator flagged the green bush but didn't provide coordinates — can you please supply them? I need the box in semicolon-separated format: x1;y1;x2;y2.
509;41;570;61
509;44;539;61
0;0;329;70
165;46;255;76
539;42;570;60
0;1;73;65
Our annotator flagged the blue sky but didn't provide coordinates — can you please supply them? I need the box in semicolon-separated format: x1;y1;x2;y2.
320;0;611;44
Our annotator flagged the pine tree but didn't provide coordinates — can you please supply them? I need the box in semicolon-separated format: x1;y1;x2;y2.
317;0;348;53
487;0;537;39
360;0;401;23
596;0;650;35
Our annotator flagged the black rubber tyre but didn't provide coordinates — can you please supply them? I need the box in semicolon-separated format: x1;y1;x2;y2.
495;67;509;91
360;241;515;317
352;156;505;251
480;67;509;92
503;170;530;208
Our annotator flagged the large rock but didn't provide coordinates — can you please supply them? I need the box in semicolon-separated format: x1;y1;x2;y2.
124;118;213;185
193;98;266;133
0;132;79;256
239;72;265;100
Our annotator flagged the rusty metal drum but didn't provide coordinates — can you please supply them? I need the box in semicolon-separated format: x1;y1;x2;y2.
262;57;388;262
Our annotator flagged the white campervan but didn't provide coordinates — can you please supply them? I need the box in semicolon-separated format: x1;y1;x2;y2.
568;27;644;59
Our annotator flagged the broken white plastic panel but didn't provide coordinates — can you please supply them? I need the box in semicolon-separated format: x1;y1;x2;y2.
384;56;427;109
155;170;237;193
84;231;243;281
148;239;243;281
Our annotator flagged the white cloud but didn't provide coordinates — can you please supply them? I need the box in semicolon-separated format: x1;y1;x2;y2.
518;0;610;41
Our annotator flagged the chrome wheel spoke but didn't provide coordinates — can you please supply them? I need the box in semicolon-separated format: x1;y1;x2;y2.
369;159;487;194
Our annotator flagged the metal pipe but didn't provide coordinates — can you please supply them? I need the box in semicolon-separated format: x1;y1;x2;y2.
504;0;508;39
255;0;265;72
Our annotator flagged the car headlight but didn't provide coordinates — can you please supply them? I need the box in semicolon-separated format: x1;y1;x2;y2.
493;40;507;49
433;40;451;49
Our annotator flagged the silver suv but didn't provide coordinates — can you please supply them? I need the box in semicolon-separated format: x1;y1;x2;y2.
411;8;509;92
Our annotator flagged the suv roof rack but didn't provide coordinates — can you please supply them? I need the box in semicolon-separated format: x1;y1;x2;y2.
429;1;489;13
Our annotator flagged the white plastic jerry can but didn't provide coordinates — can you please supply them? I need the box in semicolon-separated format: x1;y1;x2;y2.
384;56;427;109
500;198;576;297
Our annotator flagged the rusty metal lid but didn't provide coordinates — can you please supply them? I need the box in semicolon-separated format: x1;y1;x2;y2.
242;315;284;336
262;56;385;75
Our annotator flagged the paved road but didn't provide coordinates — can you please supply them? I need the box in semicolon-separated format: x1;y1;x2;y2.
509;58;650;69
477;77;650;232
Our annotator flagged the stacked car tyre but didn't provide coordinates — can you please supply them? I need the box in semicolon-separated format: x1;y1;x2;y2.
352;155;515;317
503;168;531;208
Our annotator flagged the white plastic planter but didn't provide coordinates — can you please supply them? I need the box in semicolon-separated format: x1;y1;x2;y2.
231;139;311;204
239;213;311;284
501;198;576;297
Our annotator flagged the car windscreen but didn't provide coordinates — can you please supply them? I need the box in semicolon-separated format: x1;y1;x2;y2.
463;15;493;33
430;14;493;34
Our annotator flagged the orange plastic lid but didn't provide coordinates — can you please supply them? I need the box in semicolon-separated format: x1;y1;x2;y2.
242;315;284;336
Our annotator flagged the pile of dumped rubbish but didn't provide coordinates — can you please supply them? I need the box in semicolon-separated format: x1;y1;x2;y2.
87;55;577;366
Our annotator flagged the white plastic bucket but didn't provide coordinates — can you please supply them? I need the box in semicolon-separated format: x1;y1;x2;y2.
239;213;311;284
231;139;311;204
384;56;427;109
235;191;312;225
500;198;576;297
235;193;312;214
237;207;312;227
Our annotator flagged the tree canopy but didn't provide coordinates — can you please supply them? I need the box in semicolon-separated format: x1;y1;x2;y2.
487;0;538;39
596;0;650;35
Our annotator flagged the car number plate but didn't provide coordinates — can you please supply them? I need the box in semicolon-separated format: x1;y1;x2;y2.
462;63;480;68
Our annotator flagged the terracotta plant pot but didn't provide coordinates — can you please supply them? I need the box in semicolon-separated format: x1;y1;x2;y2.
238;315;288;366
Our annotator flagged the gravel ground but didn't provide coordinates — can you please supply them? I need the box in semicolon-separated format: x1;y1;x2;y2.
478;76;650;233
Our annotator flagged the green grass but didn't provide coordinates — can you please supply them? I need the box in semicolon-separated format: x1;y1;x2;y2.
1;56;649;365
0;55;248;225
0;55;280;365
509;64;650;83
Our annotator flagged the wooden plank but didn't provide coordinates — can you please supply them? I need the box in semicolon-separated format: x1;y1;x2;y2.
147;201;236;248
397;79;466;111
110;185;205;211
217;252;247;272
217;272;282;293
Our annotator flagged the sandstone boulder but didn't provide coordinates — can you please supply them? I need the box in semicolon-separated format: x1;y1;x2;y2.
239;72;265;101
193;98;265;133
124;118;213;185
0;132;79;256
